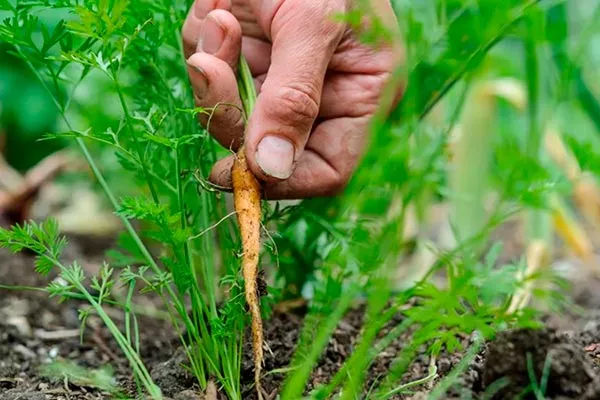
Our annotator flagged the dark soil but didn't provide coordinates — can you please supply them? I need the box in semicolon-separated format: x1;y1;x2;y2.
2;233;600;400
482;329;600;399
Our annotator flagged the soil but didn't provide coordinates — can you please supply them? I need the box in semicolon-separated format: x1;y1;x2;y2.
2;230;600;400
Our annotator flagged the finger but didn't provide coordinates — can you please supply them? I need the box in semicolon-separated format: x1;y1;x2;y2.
198;10;243;69
232;0;266;40
182;0;232;60
243;0;347;182
185;8;245;149
265;116;368;199
241;35;271;93
318;73;388;119
208;156;235;191
209;150;343;198
326;0;404;118
187;52;244;150
242;36;271;76
254;73;267;93
209;116;368;200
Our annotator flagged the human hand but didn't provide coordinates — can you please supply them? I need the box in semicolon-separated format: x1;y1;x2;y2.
182;0;402;199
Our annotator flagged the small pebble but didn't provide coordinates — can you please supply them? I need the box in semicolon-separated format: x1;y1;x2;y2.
2;297;30;317
41;311;56;328
13;344;36;359
7;316;32;337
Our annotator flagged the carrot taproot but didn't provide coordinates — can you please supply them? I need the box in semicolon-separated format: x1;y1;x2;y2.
231;144;264;399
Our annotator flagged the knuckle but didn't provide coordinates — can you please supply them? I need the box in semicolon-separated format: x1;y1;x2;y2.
268;84;321;127
271;0;346;42
363;72;391;113
373;71;392;92
356;71;404;117
355;74;391;116
364;71;391;95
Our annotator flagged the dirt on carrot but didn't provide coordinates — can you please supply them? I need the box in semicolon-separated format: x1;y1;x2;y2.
231;145;264;400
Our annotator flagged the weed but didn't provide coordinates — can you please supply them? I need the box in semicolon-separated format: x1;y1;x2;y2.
40;360;124;397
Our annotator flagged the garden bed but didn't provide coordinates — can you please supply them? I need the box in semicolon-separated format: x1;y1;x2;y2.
2;234;600;400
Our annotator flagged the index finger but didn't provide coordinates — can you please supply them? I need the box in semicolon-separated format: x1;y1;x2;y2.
182;0;232;59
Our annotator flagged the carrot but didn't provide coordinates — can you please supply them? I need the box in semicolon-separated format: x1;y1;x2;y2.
231;144;264;400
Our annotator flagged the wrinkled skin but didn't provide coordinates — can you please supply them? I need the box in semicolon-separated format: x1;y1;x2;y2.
182;0;402;200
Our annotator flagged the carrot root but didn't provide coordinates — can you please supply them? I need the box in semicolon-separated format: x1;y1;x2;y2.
231;145;264;400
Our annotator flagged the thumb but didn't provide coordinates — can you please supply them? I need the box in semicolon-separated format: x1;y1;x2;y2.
244;1;346;181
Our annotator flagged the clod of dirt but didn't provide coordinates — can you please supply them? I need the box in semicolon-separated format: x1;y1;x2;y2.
577;313;600;346
482;328;600;399
163;382;219;400
149;346;196;397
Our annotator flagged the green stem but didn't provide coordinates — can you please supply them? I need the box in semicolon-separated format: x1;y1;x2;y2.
427;337;483;400
280;285;360;400
125;280;136;346
46;254;161;399
113;77;161;204
78;283;161;398
74;138;162;268
549;1;600;134
380;359;437;399
450;81;495;244
17;46;193;345
371;333;430;398
524;10;551;244
174;144;199;299
238;56;257;117
197;191;218;318
525;20;541;157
